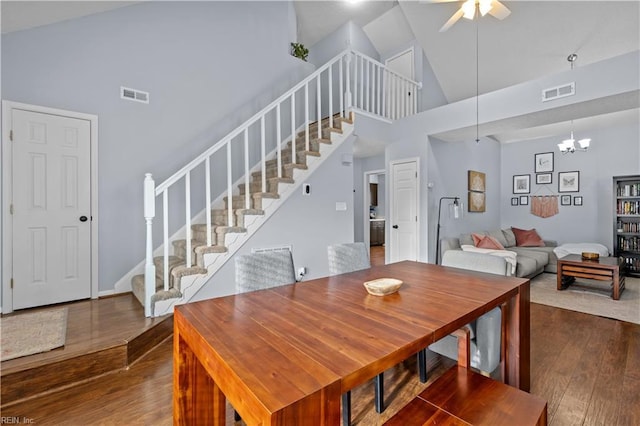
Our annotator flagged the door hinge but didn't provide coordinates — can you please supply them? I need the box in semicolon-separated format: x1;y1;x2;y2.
9;130;13;141
10;278;14;289
10;204;13;215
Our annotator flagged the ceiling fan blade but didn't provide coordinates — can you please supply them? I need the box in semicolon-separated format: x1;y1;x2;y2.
488;0;511;20
439;8;464;32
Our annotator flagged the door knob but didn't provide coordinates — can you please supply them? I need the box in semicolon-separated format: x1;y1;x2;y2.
79;216;88;222
392;225;399;229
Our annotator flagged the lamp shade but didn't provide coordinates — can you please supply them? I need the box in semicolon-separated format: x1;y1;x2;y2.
578;138;591;149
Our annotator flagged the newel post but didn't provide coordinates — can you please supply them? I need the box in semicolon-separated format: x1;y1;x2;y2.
143;173;156;317
345;51;353;112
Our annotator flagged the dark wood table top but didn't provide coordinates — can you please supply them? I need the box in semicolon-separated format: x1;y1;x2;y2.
175;261;529;420
559;254;622;268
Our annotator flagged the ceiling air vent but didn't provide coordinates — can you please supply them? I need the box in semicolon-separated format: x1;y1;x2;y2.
541;82;575;102
120;86;149;104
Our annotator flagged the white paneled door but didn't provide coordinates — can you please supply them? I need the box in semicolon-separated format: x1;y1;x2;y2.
389;159;418;263
12;109;92;309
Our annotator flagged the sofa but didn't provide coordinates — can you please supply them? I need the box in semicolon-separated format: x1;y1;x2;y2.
440;227;558;278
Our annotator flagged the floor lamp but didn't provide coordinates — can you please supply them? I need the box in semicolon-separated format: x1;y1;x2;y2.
435;196;461;265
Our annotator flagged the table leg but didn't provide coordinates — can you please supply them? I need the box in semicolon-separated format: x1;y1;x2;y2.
173;327;224;425
504;281;530;392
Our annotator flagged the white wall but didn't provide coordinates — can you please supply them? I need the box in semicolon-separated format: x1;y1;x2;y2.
500;123;640;252
193;137;355;300
1;1;314;292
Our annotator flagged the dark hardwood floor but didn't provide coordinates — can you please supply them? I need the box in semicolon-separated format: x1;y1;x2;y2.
370;245;385;266
3;271;639;425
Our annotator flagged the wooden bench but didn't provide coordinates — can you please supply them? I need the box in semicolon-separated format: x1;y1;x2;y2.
385;329;547;426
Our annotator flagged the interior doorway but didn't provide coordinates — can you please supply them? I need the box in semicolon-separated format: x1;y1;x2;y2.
363;169;386;262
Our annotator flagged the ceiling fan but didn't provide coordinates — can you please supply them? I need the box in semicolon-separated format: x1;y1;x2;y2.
426;0;511;32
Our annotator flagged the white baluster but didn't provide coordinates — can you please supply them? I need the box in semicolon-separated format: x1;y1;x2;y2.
304;83;309;158
382;68;387;119
339;57;344;118
353;55;358;110
316;75;321;142
329;64;333;129
359;56;364;109
227;142;233;228
143;173;155;318
260;116;266;193
185;172;192;268
366;59;370;112
276;104;282;179
205;157;211;247
291;93;296;165
244;129;250;210
345;54;352;112
163;190;169;291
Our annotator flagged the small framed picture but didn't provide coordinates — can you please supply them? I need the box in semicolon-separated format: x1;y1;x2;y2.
519;195;529;206
534;152;554;173
536;173;552;185
558;171;580;193
511;197;519;206
513;174;530;194
574;196;583;206
561;195;572;206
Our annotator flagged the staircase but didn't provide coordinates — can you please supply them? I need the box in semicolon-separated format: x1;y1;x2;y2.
132;49;421;317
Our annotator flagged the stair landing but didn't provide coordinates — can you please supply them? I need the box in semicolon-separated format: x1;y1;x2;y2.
1;294;172;407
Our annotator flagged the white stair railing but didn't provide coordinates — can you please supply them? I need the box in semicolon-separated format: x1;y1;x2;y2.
142;49;421;316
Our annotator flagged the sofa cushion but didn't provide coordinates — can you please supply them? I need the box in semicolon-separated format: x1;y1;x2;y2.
511;248;549;270
484;230;509;248
472;233;505;250
515;255;539;277
459;233;478;246
502;228;517;247
512;227;545;247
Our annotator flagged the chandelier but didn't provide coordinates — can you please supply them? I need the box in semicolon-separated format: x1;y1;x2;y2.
557;54;591;154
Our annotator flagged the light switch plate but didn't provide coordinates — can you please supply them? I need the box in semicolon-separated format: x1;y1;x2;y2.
335;202;347;211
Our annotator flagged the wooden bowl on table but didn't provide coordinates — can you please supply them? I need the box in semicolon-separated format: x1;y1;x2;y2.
581;252;600;261
363;278;403;296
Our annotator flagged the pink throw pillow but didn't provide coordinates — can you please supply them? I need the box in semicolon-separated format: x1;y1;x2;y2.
511;227;545;247
472;233;505;250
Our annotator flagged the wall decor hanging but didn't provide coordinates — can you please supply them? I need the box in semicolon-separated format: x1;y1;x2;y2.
558;171;580;192
468;170;486;212
561;195;572;205
513;174;530;194
534;152;554;173
536;173;552;184
531;195;559;218
574;196;583;206
519;196;529;206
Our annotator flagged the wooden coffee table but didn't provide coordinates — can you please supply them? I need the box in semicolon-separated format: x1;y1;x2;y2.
557;255;625;300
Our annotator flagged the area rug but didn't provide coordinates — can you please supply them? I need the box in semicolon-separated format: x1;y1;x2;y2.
1;307;68;361
530;273;639;324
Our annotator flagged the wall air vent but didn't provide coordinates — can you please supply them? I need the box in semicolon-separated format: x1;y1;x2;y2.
541;82;575;102
120;86;150;104
251;245;292;254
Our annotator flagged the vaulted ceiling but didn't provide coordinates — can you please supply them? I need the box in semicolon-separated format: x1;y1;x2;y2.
3;1;639;146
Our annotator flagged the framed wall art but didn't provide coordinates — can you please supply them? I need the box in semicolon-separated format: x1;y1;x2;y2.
534;152;554;173
536;173;552;185
468;191;486;212
558;171;580;193
561;195;572;206
511;197;519;206
519;195;529;206
574;196;583;206
468;170;486;192
513;174;530;194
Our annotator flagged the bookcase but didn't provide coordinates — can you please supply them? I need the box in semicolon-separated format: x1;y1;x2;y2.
614;175;640;277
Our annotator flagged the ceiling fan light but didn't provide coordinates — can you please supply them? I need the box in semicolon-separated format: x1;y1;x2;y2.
479;0;493;16
578;138;591;149
462;0;476;19
557;142;567;152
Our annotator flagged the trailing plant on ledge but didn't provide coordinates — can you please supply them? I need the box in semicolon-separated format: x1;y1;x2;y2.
290;42;309;62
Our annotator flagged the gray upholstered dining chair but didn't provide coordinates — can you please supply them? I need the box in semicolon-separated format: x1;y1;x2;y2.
327;242;380;426
327;242;370;275
235;250;296;294
426;250;506;379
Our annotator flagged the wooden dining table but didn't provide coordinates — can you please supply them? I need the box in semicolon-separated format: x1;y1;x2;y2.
173;260;530;425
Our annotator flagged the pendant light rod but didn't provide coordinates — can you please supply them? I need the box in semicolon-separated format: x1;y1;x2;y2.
475;6;480;143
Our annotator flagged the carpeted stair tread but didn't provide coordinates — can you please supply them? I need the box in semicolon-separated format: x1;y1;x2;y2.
238;177;294;195
131;274;164;306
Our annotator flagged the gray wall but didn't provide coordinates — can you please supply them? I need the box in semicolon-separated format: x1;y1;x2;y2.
193;137;355;300
2;1;315;292
428;136;502;262
501;123;640;252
